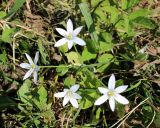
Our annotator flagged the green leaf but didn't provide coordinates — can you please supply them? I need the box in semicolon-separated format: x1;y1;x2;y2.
0;96;16;108
56;64;69;76
32;86;48;110
126;80;141;92
132;17;156;29
64;76;76;87
154;113;160;128
6;0;26;17
104;6;120;24
127;0;140;8
66;51;83;65
129;9;152;20
1;28;15;43
86;39;99;53
121;0;128;10
79;3;99;43
17;80;32;106
0;11;6;19
41;109;55;123
0;50;8;64
99;32;113;52
97;54;114;72
38;38;49;64
96;107;101;119
135;53;148;61
82;48;96;61
78;68;102;88
80;89;98;109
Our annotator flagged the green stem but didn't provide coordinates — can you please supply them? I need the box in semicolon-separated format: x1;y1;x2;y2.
39;58;127;69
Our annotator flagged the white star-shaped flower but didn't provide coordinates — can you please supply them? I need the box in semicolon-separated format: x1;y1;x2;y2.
54;84;82;108
20;51;40;83
95;74;129;111
55;19;86;50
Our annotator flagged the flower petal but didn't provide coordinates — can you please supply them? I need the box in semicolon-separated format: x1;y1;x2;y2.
70;84;80;92
55;38;67;47
73;93;82;99
67;19;73;33
56;28;67;37
94;94;108;105
33;71;38;84
63;96;70;106
114;94;129;105
25;53;34;65
115;85;128;93
34;51;39;64
98;87;109;94
70;98;79;108
23;68;34;80
108;74;116;90
73;26;83;36
67;40;73;50
73;37;86;46
109;98;115;111
20;63;30;69
54;92;66;98
64;89;69;92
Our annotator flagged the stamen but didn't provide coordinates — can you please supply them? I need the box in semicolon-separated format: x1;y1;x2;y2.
67;90;73;98
108;90;115;97
67;33;73;40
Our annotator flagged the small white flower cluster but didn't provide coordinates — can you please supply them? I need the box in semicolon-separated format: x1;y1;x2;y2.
54;74;129;111
20;19;129;111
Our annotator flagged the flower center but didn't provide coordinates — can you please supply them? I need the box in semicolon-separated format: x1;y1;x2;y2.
108;90;115;97
67;90;73;98
31;64;35;69
67;33;73;40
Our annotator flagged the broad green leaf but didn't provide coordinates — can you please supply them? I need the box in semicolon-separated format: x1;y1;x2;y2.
99;41;113;53
99;32;113;52
17;80;32;106
121;0;128;10
129;9;152;20
0;50;8;64
6;0;26;17
132;17;156;29
97;54;114;72
100;32;112;42
56;64;69;76
104;6;120;24
80;89;98;109
66;51;83;65
135;53;148;60
79;3;99;43
0;11;6;19
78;68;101;88
59;43;68;53
82;48;96;61
1;28;15;43
32;86;48;110
86;39;99;53
64;76;76;87
128;0;140;8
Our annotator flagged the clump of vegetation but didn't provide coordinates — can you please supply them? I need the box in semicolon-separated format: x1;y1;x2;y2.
0;0;160;127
